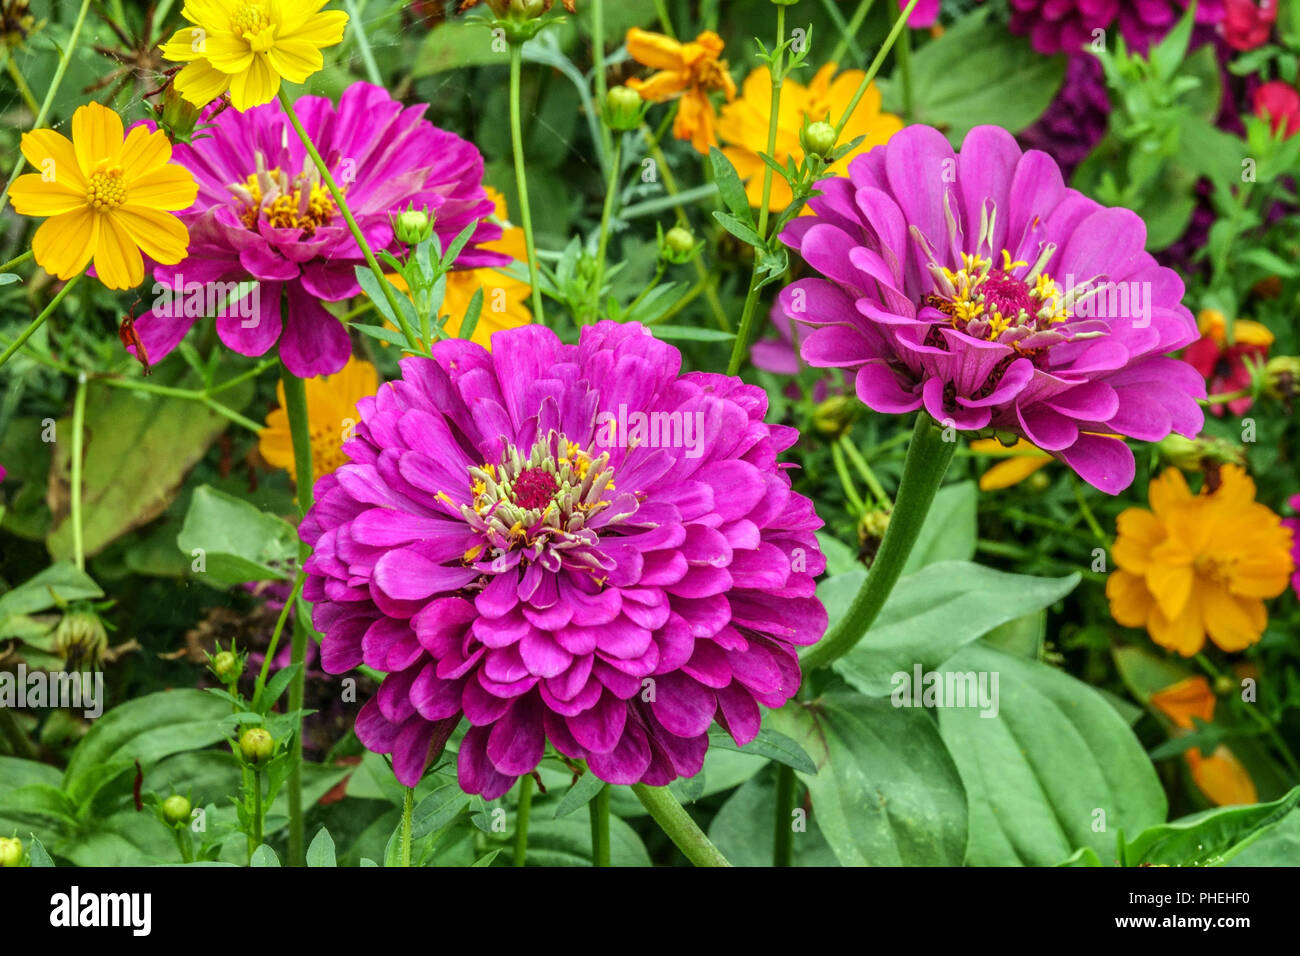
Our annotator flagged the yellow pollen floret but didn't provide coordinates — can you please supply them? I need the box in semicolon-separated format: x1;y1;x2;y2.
86;166;126;211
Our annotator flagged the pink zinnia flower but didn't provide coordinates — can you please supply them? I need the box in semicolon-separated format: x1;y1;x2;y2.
134;83;506;378
1009;0;1224;55
778;125;1205;494
301;323;827;796
1255;80;1300;137
899;0;940;28
1285;496;1300;600
1220;0;1277;50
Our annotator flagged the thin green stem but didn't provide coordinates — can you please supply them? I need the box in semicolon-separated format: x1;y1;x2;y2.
400;786;415;867
1196;655;1300;779
589;784;611;867
0;0;94;216
592;0;612;157
1201;388;1252;406
252;571;306;703
3;56;39;116
0;250;32;274
773;764;795;867
0;274;81;371
509;45;547;326
840;436;891;507
513;773;534;867
827;0;875;66
755;5;785;241
833;0;916;140
591;138;623;323
251;769;264;851
276;89;423;353
632;783;731;867
801;413;956;671
652;0;676;38
831;441;867;516
897;23;914;122
342;0;383;85
70;373;88;572
1071;477;1110;547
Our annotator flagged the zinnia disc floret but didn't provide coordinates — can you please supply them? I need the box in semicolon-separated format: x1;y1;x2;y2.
779;124;1206;494
300;322;827;795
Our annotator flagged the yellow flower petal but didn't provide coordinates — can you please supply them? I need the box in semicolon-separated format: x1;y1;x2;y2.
1187;746;1257;807
1105;569;1154;629
626;27;687;71
127;164;199;211
70;102;124;177
266;37;325;84
92;214;145;290
978;454;1051;491
1149;675;1215;729
1201;584;1265;653
9;172;85;217
32;207;99;280
19;128;85;189
229;53;279;111
280;8;349;47
174;58;233;108
1148;589;1206;657
113;205;191;266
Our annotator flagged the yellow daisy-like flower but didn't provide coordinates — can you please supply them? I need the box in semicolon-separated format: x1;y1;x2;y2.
9;102;197;290
259;355;378;481
441;188;532;346
1149;676;1257;807
717;63;903;211
160;0;349;112
969;437;1053;491
1106;465;1294;657
625;28;736;155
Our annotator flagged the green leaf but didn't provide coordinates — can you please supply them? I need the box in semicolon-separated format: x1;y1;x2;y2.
351;322;414;350
706;727;817;774
459;286;484;342
522;816;651;867
831;561;1080;696
769;688;968;866
937;644;1167;866
1057;845;1103;867
409;777;472;839
306;827;337;867
176;485;299;587
713;210;765;248
0;562;103;621
708;768;839;867
901;480;977;573
250;844;281;866
553;769;606;819
895;8;1066;143
649;326;735;343
27;834;55;867
708;147;754;223
1124;787;1300;867
982;610;1046;659
354;265;419;330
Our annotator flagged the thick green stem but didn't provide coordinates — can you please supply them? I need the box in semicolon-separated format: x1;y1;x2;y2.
276;89;423;353
513;773;534;867
591;0;612;157
0;274;81;371
631;783;732;867
0;0;93;216
400;786;415;867
509;45;547;326
280;364;315;867
897;25;914;122
773;764;796;867
800;413;956;671
589;784;611;867
70;373;88;572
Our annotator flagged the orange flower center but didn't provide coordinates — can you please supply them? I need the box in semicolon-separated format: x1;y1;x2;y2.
236;166;338;237
1192;553;1232;588
87;166;126;211
693;58;731;93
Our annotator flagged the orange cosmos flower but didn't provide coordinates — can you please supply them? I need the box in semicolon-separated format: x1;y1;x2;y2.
259;355;379;480
9;102;197;290
1149;676;1257;806
625;27;736;154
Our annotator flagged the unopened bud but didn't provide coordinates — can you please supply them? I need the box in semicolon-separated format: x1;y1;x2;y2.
53;609;108;670
857;508;891;567
239;727;274;765
604;85;645;131
660;225;701;265
1157;433;1245;472
212;650;240;683
812;395;857;439
1213;674;1235;696
800;120;838;159
162;794;191;824
1264;355;1299;402
394;206;434;246
0;837;22;868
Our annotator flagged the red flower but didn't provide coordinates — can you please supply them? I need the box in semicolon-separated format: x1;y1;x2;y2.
1220;0;1277;50
1255;80;1300;137
1183;310;1273;416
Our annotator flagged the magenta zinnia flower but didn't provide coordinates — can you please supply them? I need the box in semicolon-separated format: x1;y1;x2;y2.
779;125;1205;494
134;82;505;378
1009;0;1224;55
301;322;827;796
1285;496;1300;600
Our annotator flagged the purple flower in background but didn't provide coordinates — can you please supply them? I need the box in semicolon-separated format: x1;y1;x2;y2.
1285;495;1300;600
779;125;1205;494
900;0;940;28
1009;0;1224;55
1018;56;1111;177
301;322;827;796
133;82;505;378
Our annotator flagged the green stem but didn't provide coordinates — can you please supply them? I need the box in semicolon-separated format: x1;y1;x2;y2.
589;784;611;867
0;274;81;371
1201;388;1252;406
652;0;676;38
727;270;765;376
833;0;915;140
342;0;382;86
70;373;88;572
509;44;547;326
801;412;956;671
0;0;93;216
401;786;414;867
252;571;306;704
897;24;914;122
280;363;315;867
4;54;39;116
840;436;891;507
773;764;795;867
513;773;533;867
1071;477;1110;547
755;4;785;240
276;89;423;353
1196;655;1300;779
591;138;623;323
830;441;867;516
591;0;611;157
632;784;731;866
251;768;264;851
827;0;875;66
0;250;32;274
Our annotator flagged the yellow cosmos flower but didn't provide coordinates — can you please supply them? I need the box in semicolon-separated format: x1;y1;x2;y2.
1107;465;1294;657
1196;308;1275;349
625;28;736;155
259;355;378;480
9;102;197;290
969;438;1053;491
441;188;532;346
160;0;349;112
717;63;902;211
1149;676;1257;807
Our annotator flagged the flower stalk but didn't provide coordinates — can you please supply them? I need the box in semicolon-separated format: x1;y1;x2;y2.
513;773;534;866
632;783;732;867
800;412;956;671
509;43;548;326
0;274;82;372
71;373;88;572
590;784;611;867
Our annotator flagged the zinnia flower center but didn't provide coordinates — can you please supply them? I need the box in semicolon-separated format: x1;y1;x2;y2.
926;250;1069;345
233;161;338;237
86;165;126;211
232;3;275;51
451;432;618;559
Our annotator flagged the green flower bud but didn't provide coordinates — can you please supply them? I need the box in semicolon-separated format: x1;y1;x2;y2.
659;225;701;265
53;608;108;670
1213;674;1235;696
239;727;274;765
812;395;858;439
212;649;241;683
162;794;191;824
603;85;646;132
857;508;891;566
511;0;548;15
0;837;22;868
1027;470;1052;493
394;205;434;246
800;120;838;159
1264;355;1299;403
1157;434;1245;472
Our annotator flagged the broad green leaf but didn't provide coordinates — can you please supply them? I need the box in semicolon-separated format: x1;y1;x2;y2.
409;777;472;839
553;770;606;819
938;644;1167;866
901;481;977;574
706;727;817;774
306;827;337;867
1224;805;1300;866
831;561;1080;696
27;834;55;867
0;562;102;621
708;147;754;222
708;768;839;867
250;844;281;866
523;816;651;867
1125;786;1300;867
176;485;299;587
769;688;968;866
